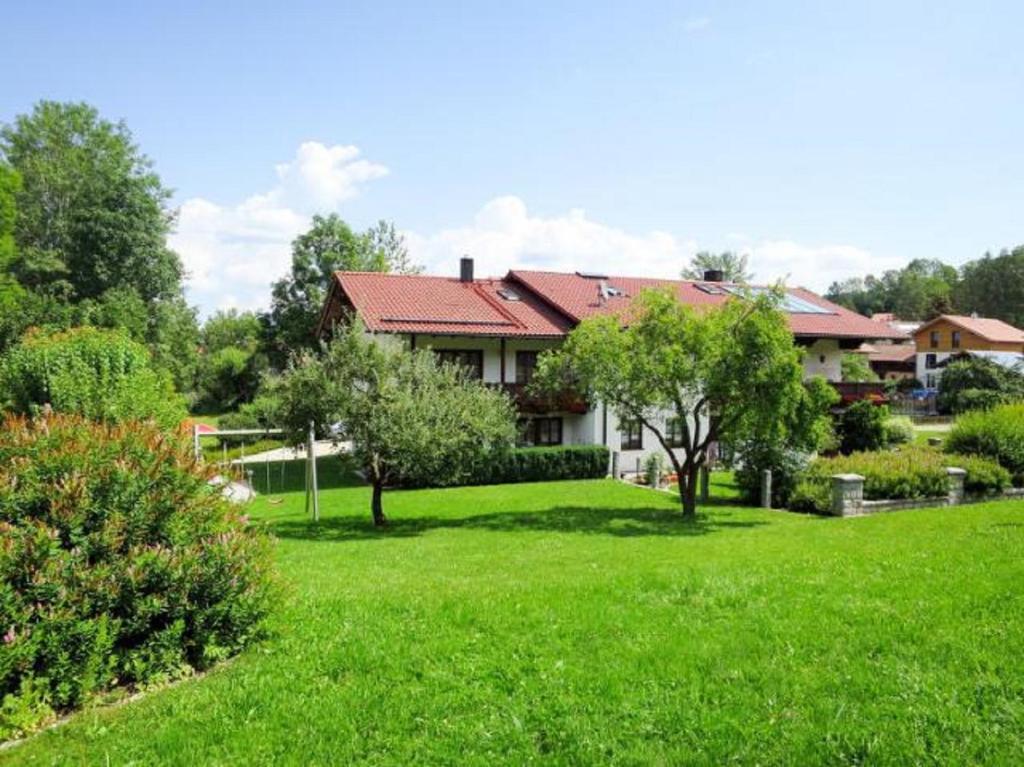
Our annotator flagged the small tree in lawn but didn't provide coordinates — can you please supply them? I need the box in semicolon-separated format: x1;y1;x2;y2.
534;287;820;517
276;322;516;526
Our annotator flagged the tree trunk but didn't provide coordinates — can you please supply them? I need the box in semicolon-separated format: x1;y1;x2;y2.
681;463;700;518
371;481;387;527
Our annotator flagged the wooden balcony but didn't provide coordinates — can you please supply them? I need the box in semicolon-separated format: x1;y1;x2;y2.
831;381;889;406
495;383;589;415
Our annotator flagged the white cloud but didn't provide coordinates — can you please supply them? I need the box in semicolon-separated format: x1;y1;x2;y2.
744;240;905;292
170;142;388;316
404;196;892;296
405;196;696;281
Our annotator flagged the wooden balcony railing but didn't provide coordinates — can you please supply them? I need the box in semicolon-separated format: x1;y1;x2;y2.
831;381;889;405
493;383;589;415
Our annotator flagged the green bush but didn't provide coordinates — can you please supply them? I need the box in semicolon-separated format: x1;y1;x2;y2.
644;452;665;486
838;400;889;454
947;403;1024;485
937;356;1024;414
733;440;811;508
789;446;1011;513
400;445;609;488
0;415;274;739
884;416;915;446
0;327;186;429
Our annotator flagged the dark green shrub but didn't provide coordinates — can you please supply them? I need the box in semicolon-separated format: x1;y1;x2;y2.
0;415;274;739
947;403;1024;485
733;440;810;508
937;357;1024;414
400;445;609;488
838;400;889;454
789;447;1010;513
884;416;915;446
0;327;186;429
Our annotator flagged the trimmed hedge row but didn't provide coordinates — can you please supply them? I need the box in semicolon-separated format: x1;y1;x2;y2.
789;446;1011;514
400;445;609;488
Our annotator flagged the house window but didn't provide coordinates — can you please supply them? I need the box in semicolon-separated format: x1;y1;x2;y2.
952;330;961;349
518;417;562;447
665;417;686;448
925;373;937;388
925;353;937;369
620;419;643;450
434;349;484;380
515;350;539;385
930;330;940;349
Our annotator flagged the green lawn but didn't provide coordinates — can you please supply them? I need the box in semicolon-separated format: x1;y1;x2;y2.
5;461;1024;765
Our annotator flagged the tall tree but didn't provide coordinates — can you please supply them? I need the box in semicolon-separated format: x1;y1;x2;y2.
826;259;957;320
1;101;183;303
534;288;830;517
0;164;28;350
274;321;515;526
681;251;753;283
956;246;1024;329
264;214;420;362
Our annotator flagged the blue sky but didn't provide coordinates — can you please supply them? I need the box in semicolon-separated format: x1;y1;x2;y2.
3;1;1022;315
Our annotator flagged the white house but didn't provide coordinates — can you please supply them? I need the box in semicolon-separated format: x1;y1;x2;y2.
318;258;906;472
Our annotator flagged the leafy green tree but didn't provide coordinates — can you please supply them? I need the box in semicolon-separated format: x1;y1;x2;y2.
202;309;262;353
534;288;827;517
0;326;186;428
937;356;1024;414
0;101;182;303
681;250;753;283
275;321;515;526
827;259;957;320
264;215;420;362
955;246;1024;329
0;164;28;351
147;297;201;394
841;352;880;383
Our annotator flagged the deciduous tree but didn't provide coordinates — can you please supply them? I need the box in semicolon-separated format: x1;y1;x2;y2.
275;322;515;525
681;250;753;283
535;288;828;517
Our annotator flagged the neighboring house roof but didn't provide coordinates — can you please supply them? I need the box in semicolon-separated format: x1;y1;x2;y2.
325;272;571;337
867;344;916;364
914;314;1024;344
507;270;908;341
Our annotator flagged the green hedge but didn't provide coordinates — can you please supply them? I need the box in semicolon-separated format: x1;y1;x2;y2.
946;403;1024;485
0;415;274;740
790;446;1011;514
401;445;609;488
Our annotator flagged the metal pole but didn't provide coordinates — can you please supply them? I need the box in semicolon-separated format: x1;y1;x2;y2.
308;421;320;522
193;424;201;463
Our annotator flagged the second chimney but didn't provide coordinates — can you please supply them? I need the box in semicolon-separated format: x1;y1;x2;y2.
460;256;474;282
703;268;724;283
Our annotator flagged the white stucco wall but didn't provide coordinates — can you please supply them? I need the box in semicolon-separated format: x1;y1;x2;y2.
916;352;949;388
802;339;843;382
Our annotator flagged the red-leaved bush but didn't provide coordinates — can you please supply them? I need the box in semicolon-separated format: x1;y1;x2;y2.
0;415;274;739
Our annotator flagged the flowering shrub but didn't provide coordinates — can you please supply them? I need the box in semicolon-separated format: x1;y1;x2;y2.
790;446;1011;513
0;415;274;739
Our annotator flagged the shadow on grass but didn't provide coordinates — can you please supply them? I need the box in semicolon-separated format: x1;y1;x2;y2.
267;503;765;542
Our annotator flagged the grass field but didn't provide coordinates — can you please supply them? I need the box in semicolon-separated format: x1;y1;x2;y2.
5;461;1024;765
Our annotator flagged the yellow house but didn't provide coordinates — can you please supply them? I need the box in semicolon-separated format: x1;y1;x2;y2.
913;314;1024;388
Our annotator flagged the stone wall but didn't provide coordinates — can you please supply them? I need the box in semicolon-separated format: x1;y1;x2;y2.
829;468;1022;517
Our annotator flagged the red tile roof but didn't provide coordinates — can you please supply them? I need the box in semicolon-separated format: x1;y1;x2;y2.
508;270;908;340
329;272;571;337
867;344;916;363
323;269;908;341
914;314;1024;345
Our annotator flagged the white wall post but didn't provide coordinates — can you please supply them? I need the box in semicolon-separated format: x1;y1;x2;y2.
308;421;320;522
